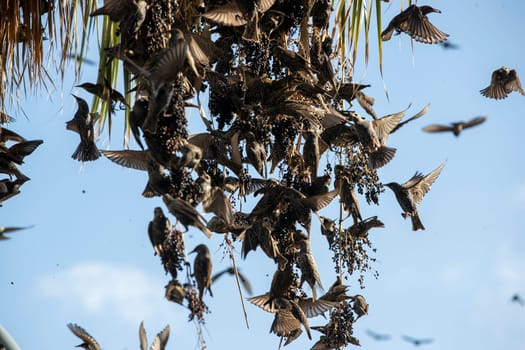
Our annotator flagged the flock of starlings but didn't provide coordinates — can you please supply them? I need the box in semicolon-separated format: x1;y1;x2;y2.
2;0;524;349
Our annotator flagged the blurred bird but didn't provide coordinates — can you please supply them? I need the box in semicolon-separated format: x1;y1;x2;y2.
511;293;524;306
480;67;525;100
66;95;101;162
0;225;34;241
440;41;459;50
402;334;434;346
139;322;170;350
335;168;362;224
422;116;487;137
191;244;213;301
245;132;267;178
67;323;101;350
270;297;312;346
385;162;445;231
129;96;148;150
381;4;448;44
162;194;212;238
198;173;234;225
165;279;188;305
212;267;253;295
148;207;171;256
366;329;391;341
348;216;385;239
349;294;368;320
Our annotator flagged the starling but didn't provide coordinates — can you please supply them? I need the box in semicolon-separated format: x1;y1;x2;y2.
319;216;337;246
165;279;188;305
270;297;312;346
295;233;323;302
241;217;288;269
480;67;525;100
302;129;321;180
402;335;434;346
66;95;101;162
0;225;34;241
334;169;362;224
129;96;148;150
350;110;405;169
148;207;171;256
0;139;43;165
384;162;445;231
191;244;213;301
90;0;147;35
381;4;448;44
67;323;101;350
76;78;127;112
366;329;391;341
422;116;487;137
0;178;23;204
348;216;385;239
162;194;212;238
319;277;350;303
0;126;25;143
245;132;267;178
211;267;253;295
349;294;368;320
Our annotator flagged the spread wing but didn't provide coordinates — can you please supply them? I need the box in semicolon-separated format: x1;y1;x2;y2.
409;162;445;205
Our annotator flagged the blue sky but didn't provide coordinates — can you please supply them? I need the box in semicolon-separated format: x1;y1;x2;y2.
1;1;524;349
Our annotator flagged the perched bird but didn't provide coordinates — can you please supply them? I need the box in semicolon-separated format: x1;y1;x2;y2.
295;233;323;302
402;334;434;347
67;323;101;350
319;277;350;303
349;294;368;320
348;216;385;239
480;67;525;100
270;297;312;346
66;95;101;162
148;207;171;256
511;293;524;306
162;194;212;238
139;322;170;350
381;4;448;44
191;244;213;301
245;132;267;178
0;225;34;241
384;162;445;231
302;129;322;180
319;216;337;246
422;116;487;137
366;329;391;341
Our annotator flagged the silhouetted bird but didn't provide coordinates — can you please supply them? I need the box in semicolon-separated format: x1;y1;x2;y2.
385;162;445;231
67;323;101;350
191;244;213;301
402;334;434;346
382;5;448;44
0;139;43;164
0;225;34;241
366;329;391;341
295;233;323;302
422;116;487;137
511;293;524;306
66;95;101;162
148;207;171;256
480;67;525;100
76;78;127;112
440;41;459;50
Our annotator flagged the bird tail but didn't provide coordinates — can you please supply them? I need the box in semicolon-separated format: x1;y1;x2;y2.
71;141;101;162
411;212;425;231
369;146;396;169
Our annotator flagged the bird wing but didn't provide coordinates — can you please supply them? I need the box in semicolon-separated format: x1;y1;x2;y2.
101;150;150;170
257;0;276;13
150;325;170;350
507;69;525;95
271;310;302;336
248;293;276;313
422;124;454;133
150;43;187;85
410;162;445;205
202;3;247;26
139;321;148;350
0;225;34;234
202;187;234;225
392;103;431;133
67;323;101;350
303;188;339;212
481;68;509;99
408;7;448;44
0;127;26;143
463;116;488;129
374;108;406;144
299;298;338;318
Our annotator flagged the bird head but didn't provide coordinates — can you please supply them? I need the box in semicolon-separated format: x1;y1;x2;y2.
190;244;209;255
419;5;441;14
154;207;164;217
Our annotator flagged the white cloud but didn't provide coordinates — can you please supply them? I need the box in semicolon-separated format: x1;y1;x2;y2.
37;262;173;323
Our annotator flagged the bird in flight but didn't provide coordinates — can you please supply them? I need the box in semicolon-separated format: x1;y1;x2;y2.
480;66;525;100
422;116;487;137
